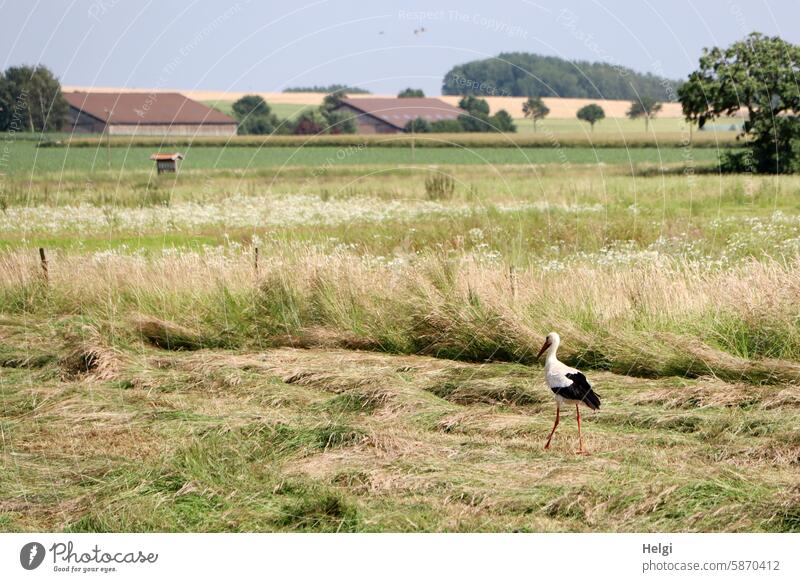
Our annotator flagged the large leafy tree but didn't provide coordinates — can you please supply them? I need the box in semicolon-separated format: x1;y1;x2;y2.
321;90;347;115
0;65;68;132
678;32;800;173
522;97;549;132
627;96;662;131
576;103;605;132
231;94;281;135
318;90;356;134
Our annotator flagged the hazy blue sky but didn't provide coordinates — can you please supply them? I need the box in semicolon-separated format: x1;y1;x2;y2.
1;0;798;95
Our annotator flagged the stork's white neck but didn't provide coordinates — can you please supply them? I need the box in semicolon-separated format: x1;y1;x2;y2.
545;336;561;363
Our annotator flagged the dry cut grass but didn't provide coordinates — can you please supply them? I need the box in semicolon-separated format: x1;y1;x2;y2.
2;247;800;384
1;320;798;532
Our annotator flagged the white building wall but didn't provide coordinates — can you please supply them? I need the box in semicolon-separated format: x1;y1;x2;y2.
107;124;238;136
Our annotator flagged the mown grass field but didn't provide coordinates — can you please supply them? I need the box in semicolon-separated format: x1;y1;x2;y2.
1;136;799;532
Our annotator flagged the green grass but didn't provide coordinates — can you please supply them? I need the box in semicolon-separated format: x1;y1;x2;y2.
0;141;726;175
202;100;312;121
0;333;797;532
1;130;798;533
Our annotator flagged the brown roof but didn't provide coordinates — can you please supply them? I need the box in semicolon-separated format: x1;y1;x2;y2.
339;98;464;129
65;92;236;125
150;153;185;161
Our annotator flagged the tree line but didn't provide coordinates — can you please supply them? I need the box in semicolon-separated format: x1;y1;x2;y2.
283;84;370;94
441;52;681;101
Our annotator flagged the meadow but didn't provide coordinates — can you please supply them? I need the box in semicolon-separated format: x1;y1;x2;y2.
1;136;799;532
4;141;725;176
202;100;311;121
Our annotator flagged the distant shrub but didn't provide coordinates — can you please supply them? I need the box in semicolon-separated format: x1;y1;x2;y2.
430;119;463;133
404;117;431;133
424;174;455;200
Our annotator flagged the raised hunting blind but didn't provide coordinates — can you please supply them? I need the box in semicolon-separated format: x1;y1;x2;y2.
150;153;184;174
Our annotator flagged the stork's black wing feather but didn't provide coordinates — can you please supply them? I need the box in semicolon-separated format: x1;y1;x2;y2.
552;372;601;410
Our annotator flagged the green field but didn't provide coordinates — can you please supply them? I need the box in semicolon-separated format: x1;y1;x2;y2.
3;141;725;176
1;132;799;533
203;100;312;121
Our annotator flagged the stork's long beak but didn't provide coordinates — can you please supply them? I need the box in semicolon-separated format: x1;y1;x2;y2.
537;341;551;359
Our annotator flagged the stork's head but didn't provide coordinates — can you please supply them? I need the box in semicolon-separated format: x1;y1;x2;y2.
536;332;560;359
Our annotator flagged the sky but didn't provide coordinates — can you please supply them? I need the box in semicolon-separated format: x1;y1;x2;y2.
1;0;798;96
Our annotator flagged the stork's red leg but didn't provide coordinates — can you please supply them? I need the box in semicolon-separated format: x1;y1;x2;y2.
544;405;560;449
576;403;584;453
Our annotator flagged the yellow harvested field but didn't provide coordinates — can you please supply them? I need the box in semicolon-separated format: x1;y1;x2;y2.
438;95;686;118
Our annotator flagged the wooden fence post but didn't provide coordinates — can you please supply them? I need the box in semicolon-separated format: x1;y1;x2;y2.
39;247;49;283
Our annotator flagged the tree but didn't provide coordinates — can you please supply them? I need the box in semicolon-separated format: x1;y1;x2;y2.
627;96;662;131
458;95;490;116
0;65;68;132
231;94;280;135
430;119;463;132
292;110;328;135
490;109;516;133
678;32;800;173
317;90;358;134
522;97;549;132
404;117;431;133
576;103;605;132
323;109;357;134
231;95;271;118
284;84;369;94
453;96;515;133
321;90;347;115
398;88;425;98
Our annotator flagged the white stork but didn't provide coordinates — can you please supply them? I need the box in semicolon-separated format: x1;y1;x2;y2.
536;332;601;453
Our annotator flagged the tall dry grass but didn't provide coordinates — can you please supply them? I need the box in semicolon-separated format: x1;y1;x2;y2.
1;246;799;384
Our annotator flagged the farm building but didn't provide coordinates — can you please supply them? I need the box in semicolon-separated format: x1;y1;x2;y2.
335;97;464;134
64;92;238;136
